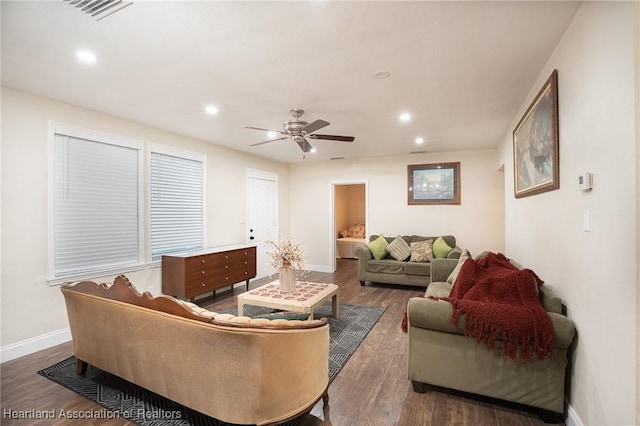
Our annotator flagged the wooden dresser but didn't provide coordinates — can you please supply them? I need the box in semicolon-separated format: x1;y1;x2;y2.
162;244;257;301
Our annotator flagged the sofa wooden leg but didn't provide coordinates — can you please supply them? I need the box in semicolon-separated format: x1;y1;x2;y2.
76;359;88;375
359;281;365;286
411;381;426;393
322;390;329;407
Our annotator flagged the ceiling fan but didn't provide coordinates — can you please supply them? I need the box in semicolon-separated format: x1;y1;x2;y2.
246;109;355;156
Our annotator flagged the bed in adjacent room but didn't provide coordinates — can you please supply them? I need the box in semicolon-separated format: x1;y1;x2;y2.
336;223;366;259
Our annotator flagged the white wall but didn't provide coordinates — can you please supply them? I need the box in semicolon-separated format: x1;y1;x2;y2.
290;150;505;271
0;87;290;353
499;3;637;425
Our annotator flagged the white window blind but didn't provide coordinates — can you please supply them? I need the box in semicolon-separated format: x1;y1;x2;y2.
150;151;204;260
51;132;142;279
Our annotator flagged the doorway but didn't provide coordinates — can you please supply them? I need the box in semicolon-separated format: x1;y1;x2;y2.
247;169;278;279
331;181;367;272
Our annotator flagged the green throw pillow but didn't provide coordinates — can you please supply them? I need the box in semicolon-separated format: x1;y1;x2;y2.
433;236;453;259
367;234;389;260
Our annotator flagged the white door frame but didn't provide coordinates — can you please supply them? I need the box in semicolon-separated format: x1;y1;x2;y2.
329;180;368;272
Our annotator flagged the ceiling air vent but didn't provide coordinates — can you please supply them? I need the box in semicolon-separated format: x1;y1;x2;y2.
330;157;345;160
63;0;133;21
410;150;427;154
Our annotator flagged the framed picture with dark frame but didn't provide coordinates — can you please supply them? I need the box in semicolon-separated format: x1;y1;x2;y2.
407;162;461;205
513;69;559;198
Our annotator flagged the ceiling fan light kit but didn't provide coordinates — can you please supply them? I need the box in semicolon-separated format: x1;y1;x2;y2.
246;109;354;158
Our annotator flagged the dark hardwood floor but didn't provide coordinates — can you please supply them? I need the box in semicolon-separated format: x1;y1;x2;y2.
1;259;561;425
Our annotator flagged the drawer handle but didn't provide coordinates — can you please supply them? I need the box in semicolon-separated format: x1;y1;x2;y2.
201;283;205;287
201;259;206;264
244;271;248;275
225;255;228;259
201;271;206;274
225;265;229;269
225;277;229;280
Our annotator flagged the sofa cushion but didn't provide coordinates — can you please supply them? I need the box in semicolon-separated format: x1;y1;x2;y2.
410;239;433;262
411;235;456;248
404;261;431;276
367;234;389;260
447;249;471;286
366;259;406;274
433;236;453;258
387;235;411;261
425;281;453;298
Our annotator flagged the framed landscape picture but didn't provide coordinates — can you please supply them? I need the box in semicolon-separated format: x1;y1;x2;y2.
408;162;461;205
513;69;559;198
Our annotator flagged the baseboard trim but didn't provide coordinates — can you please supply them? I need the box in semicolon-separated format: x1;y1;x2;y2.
566;401;583;426
1;327;71;363
307;264;333;273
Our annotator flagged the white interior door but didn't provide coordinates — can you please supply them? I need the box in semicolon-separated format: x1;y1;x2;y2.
247;171;277;279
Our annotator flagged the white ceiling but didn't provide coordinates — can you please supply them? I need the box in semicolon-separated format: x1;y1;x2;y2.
1;1;581;164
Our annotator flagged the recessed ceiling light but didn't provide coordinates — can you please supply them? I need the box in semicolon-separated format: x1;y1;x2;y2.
399;112;411;122
204;105;218;115
415;137;424;144
374;71;391;79
310;148;317;153
76;49;97;65
267;131;278;138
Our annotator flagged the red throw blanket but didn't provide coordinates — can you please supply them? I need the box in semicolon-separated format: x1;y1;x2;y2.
441;252;553;361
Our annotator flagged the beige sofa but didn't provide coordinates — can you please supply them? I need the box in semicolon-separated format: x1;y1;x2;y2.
356;235;461;287
61;275;329;426
407;257;576;418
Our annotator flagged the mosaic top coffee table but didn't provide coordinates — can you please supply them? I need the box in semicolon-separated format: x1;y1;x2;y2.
237;281;339;320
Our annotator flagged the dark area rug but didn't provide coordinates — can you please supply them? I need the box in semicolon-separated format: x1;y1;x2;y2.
38;302;385;426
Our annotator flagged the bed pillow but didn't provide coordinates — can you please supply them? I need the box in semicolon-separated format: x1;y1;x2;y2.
433;236;453;258
410;239;433;262
367;234;389;260
387;235;411;261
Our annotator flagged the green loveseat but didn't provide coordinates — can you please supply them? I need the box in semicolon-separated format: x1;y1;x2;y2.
356;234;461;287
407;257;576;418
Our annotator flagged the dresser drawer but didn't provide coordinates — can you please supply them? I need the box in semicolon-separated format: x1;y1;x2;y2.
185;254;223;269
221;248;256;263
185;264;220;282
184;279;217;297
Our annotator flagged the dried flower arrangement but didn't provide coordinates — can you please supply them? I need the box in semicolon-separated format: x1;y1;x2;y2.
266;234;306;270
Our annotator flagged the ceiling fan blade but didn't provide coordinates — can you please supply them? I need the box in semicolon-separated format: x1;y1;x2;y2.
301;119;329;134
308;134;355;142
296;138;314;153
250;136;289;147
245;126;287;135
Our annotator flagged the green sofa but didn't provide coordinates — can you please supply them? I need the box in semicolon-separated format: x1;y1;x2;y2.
355;234;461;287
407;257;576;418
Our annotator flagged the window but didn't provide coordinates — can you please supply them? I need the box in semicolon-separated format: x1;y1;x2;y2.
49;124;143;280
149;148;205;260
48;124;206;282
